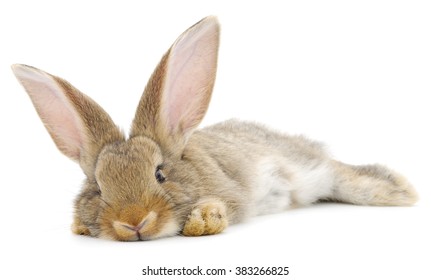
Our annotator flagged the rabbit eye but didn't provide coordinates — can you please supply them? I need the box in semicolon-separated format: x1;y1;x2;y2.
155;165;166;184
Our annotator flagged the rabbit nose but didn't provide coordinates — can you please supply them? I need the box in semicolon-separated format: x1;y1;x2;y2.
113;211;157;241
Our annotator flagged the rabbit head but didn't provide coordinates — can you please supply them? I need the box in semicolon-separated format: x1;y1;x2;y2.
12;16;220;241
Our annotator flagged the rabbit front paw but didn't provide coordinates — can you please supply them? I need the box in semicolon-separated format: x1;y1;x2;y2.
182;200;228;236
71;216;91;236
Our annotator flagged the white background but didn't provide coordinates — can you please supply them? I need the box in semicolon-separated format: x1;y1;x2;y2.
1;1;430;279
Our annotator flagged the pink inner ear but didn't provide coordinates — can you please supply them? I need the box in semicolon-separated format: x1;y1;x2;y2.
13;66;84;160
163;18;219;135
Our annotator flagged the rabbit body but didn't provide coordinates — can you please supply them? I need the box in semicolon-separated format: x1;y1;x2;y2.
192;120;333;218
12;17;417;241
173;120;416;230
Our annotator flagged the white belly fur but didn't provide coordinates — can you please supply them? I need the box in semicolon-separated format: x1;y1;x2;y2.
251;156;334;216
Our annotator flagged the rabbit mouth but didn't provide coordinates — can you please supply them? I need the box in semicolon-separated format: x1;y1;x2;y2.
110;220;180;241
98;205;180;241
112;211;157;241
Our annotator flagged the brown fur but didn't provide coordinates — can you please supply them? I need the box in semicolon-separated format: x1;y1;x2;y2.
183;199;228;236
12;16;418;241
331;161;418;206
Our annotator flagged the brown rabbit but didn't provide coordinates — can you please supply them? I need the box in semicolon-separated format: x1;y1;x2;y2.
12;16;418;241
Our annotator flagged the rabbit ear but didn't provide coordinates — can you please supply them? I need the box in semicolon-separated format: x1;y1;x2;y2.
130;17;220;155
12;64;124;173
